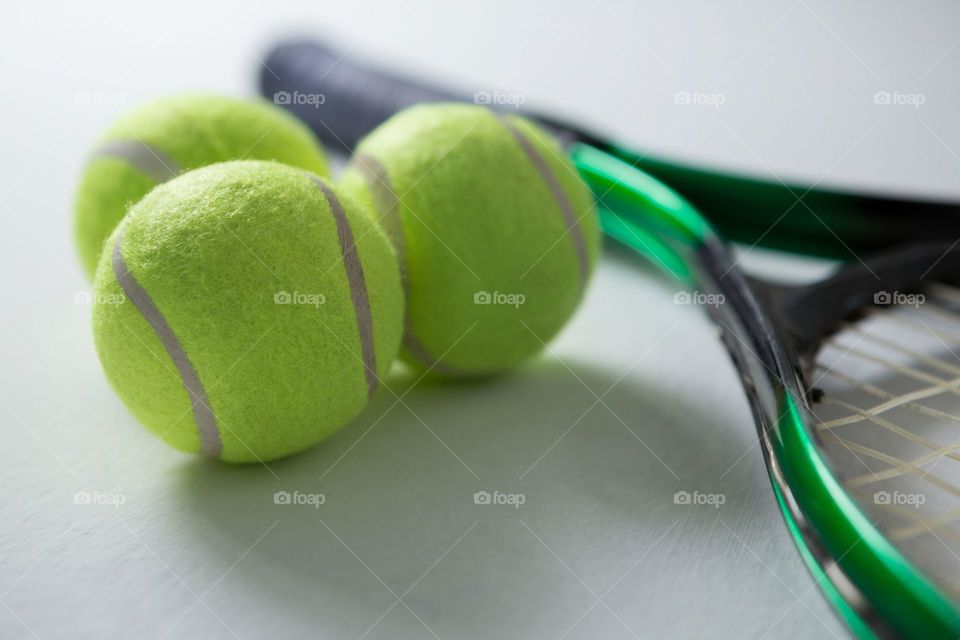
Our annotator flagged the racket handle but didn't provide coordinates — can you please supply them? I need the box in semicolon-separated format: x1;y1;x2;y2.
260;37;960;259
260;39;472;151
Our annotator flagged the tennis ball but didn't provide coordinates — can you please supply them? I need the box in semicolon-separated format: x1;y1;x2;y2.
92;161;402;463
340;103;600;377
75;94;329;279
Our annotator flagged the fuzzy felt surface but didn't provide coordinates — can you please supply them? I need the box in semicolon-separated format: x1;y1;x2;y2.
340;104;600;377
75;94;330;279
92;161;402;463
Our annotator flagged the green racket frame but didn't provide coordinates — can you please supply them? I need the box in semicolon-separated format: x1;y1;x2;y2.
572;143;960;640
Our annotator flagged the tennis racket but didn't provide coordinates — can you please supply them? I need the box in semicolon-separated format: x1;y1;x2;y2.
259;38;960;259
261;38;960;639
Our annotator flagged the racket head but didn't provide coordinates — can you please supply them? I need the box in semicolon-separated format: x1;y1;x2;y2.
574;143;960;639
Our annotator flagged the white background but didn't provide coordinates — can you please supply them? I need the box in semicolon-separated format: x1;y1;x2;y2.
2;1;959;638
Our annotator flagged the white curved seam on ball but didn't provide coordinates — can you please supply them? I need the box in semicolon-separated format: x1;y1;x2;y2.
311;177;379;397
90;140;181;183
350;157;466;377
111;227;223;458
497;115;590;289
350;154;408;287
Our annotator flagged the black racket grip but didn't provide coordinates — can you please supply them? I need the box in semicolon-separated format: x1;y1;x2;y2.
261;39;470;152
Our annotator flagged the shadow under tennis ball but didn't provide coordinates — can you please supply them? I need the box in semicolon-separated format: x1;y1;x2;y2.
168;353;771;639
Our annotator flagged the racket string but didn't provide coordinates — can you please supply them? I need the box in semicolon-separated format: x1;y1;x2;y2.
816;397;960;475
808;296;960;600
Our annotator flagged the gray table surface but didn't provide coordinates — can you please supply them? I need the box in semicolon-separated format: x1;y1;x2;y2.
2;1;958;638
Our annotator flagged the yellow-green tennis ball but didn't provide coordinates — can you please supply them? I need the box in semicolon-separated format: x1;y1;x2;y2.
92;161;402;463
340;103;600;377
75;94;330;280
